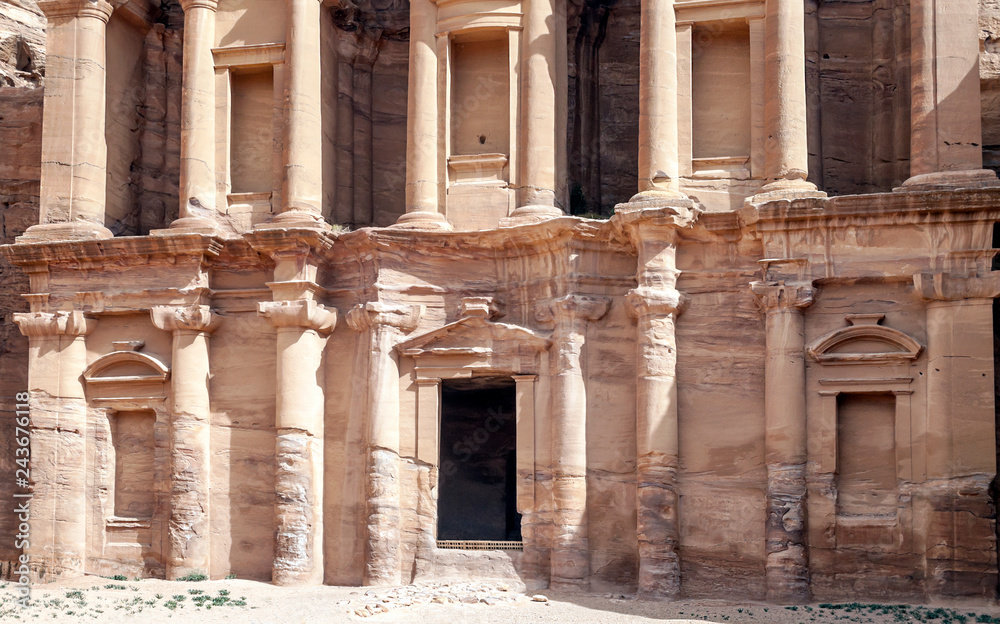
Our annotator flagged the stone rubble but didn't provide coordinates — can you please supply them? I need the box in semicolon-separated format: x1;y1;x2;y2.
345;582;524;618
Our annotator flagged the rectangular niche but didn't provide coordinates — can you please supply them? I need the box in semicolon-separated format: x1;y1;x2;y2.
836;393;897;520
691;19;751;161
110;410;156;519
450;33;510;159
230;66;275;194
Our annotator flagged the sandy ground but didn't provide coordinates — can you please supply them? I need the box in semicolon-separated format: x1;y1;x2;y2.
1;577;999;623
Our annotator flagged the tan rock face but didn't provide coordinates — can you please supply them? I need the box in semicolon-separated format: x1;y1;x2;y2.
1;0;1000;607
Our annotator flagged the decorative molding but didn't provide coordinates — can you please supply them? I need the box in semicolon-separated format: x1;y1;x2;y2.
38;0;114;21
83;351;170;383
807;314;922;365
750;281;814;311
346;302;423;333
150;305;220;334
212;43;285;69
13;310;95;338
536;294;611;327
397;315;551;356
913;272;1000;302
258;299;338;334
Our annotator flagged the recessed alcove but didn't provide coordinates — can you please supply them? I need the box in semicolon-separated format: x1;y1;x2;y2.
110;410;156;519
230;66;275;194
451;33;510;158
691;19;751;163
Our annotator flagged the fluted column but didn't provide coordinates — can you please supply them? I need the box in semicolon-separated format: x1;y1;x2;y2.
264;0;329;229
750;281;813;604
347;302;422;586
21;1;114;242
753;0;825;201
393;0;450;231
163;0;221;234
536;295;609;590
259;299;337;585
901;0;998;190
507;0;563;222
626;286;683;598
151;305;219;579
13;311;95;577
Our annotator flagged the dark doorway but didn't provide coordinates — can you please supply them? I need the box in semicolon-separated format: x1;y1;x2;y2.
437;376;522;542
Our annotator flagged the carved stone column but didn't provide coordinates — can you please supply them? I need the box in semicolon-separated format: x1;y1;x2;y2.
507;0;563;222
632;0;685;201
752;0;825;202
902;0;998;190
162;0;221;234
13;311;96;577
750;280;813;603
393;0;450;231
913;272;998;598
612;201;695;598
626;287;683;598
21;1;114;242
536;295;609;590
265;0;328;229
347;302;422;586
258;299;337;584
151;305;220;579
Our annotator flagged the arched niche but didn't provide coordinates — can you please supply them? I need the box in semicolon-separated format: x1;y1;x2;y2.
805;313;924;559
83;344;171;577
83;348;170;404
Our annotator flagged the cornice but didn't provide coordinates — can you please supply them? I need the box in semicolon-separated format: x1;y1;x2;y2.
749;187;1000;232
0;234;223;268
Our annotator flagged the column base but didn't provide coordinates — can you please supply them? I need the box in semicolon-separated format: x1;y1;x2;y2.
895;170;1000;192
255;210;332;232
390;210;453;231
500;204;564;226
151;216;223;237
18;221;114;243
747;178;827;205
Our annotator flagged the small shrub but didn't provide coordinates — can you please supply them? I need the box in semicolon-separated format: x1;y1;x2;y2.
177;572;208;582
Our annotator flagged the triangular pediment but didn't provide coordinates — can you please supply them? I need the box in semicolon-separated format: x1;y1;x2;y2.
396;316;551;357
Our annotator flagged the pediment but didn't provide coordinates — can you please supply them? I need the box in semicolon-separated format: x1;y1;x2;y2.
396;316;551;357
807;314;922;365
83;348;170;405
84;351;170;384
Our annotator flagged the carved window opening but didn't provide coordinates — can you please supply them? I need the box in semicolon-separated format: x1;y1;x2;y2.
109;410;156;520
437;376;522;543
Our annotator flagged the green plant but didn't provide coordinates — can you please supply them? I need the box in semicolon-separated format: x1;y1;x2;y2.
177;573;208;582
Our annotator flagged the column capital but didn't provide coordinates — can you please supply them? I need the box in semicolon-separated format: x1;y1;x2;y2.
258;299;338;335
626;287;685;319
13;311;95;338
751;281;814;311
38;0;114;21
345;302;423;333
179;0;218;11
536;294;611;327
913;272;1000;302
151;305;220;334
